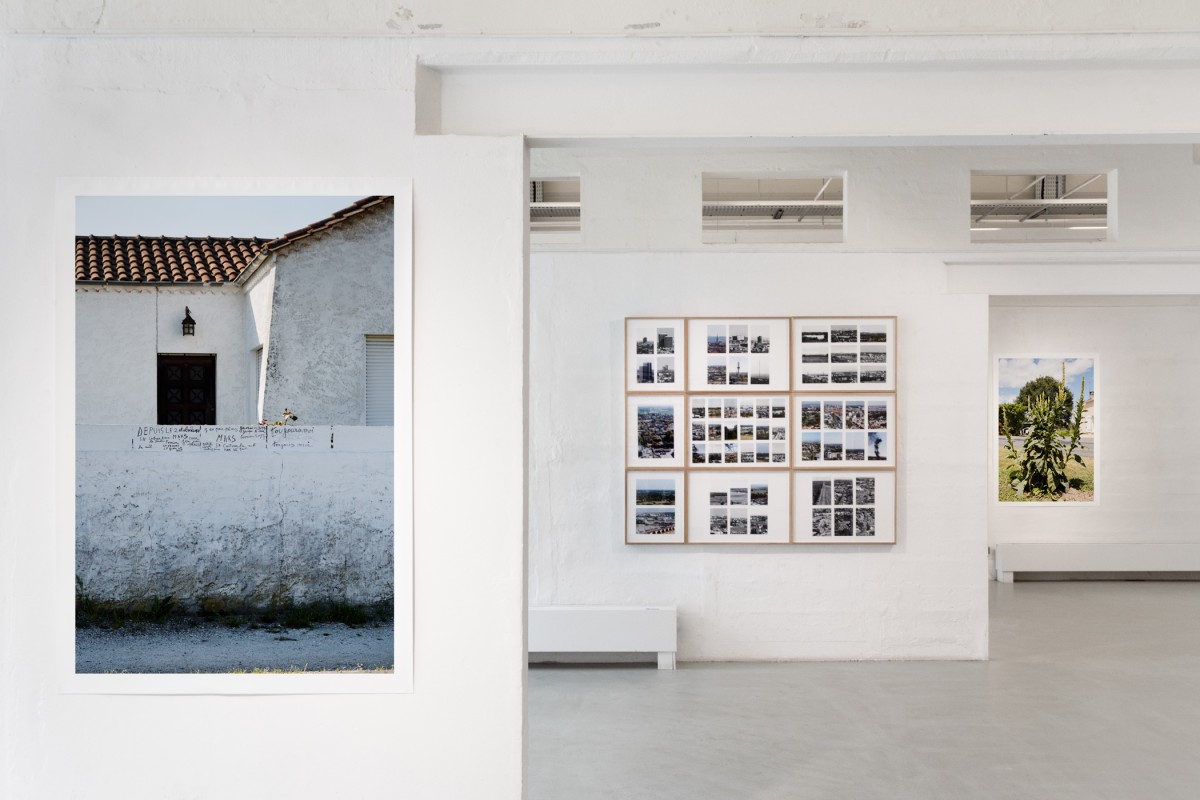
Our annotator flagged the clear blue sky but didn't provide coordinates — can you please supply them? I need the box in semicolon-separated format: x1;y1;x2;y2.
76;196;364;238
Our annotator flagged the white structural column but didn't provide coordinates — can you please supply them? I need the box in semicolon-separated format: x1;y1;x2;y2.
412;135;528;799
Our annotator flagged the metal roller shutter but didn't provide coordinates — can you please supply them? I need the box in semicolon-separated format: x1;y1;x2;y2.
365;335;394;426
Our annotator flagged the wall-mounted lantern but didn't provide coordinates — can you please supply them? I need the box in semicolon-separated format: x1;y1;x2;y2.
182;306;196;337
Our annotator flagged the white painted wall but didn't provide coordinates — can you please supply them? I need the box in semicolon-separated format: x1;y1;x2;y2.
530;251;989;660
527;140;1200;661
76;425;393;605
8;1;1200;36
2;35;525;800
989;297;1200;547
76;286;249;424
263;200;394;425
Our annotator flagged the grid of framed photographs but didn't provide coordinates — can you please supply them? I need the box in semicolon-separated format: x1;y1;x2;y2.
625;316;898;545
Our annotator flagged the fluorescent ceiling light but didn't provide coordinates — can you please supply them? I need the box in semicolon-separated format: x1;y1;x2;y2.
971;227;1001;232
1067;225;1108;230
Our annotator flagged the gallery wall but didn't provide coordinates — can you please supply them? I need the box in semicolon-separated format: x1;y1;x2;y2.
0;36;526;800
530;250;989;660
527;142;1200;661
990;297;1200;547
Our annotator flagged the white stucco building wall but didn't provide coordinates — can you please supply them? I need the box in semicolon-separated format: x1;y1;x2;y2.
241;258;276;421
262;198;394;425
75;286;249;425
76;425;394;605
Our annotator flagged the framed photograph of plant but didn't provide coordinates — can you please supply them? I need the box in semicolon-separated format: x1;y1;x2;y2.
686;470;791;543
626;471;686;544
794;394;895;468
626;395;686;468
996;356;1097;503
687;318;791;392
793;317;896;391
793;471;896;543
627;318;684;391
688;394;790;467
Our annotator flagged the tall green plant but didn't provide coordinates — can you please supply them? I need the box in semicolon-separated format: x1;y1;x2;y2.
1001;363;1086;499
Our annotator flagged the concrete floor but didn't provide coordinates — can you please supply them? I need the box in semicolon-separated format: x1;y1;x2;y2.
528;581;1200;799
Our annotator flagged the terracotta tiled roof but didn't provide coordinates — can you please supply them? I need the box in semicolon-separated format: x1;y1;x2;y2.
75;236;271;284
75;196;391;285
265;196;391;252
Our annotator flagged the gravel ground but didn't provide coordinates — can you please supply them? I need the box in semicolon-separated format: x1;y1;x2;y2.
76;622;394;673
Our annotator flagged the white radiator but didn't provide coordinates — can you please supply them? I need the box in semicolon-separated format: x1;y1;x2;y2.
528;605;678;669
994;542;1200;582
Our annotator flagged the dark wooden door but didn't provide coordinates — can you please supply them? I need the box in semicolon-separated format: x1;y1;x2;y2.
158;355;216;424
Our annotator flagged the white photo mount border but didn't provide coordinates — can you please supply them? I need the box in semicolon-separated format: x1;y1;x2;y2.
993;354;1098;505
626;470;687;544
626;317;685;392
57;178;414;696
794;393;897;469
626;394;686;468
688;394;792;469
687;317;791;393
686;470;791;544
793;471;897;544
793;316;897;392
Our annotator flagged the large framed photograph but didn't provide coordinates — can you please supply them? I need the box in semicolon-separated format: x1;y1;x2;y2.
627;317;684;391
687;318;791;392
61;180;413;694
626;471;686;544
793;472;896;544
688;395;790;467
686;471;791;544
996;356;1097;503
626;394;686;468
793;316;896;391
794;394;896;468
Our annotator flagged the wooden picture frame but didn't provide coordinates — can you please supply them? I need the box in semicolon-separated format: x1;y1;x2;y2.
793;393;896;469
686;470;791;544
623;315;898;546
626;394;686;468
626;471;686;544
793;316;897;392
687;317;791;392
688;394;791;468
792;471;896;544
626;317;685;392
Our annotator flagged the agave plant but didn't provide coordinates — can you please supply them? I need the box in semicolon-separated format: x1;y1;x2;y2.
1001;362;1086;499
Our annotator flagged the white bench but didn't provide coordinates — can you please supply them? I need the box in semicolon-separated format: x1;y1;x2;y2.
528;605;678;669
995;542;1200;582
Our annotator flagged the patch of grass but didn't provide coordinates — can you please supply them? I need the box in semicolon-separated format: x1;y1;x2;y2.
76;577;183;629
228;665;394;674
999;452;1094;502
75;586;394;630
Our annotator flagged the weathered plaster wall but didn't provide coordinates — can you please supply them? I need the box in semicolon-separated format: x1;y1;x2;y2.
76;425;393;605
75;286;251;425
263;201;394;425
989;297;1200;547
